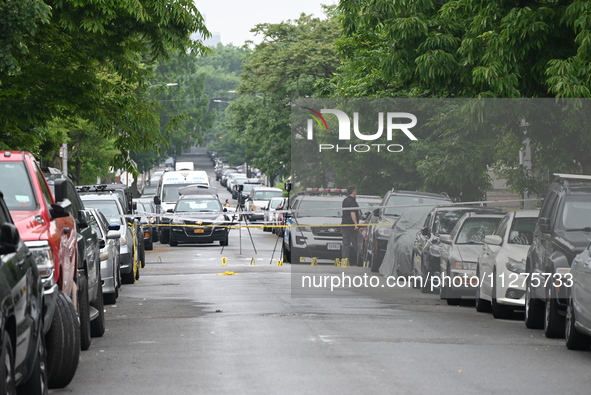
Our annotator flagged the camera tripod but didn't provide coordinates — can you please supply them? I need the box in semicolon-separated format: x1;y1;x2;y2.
221;189;257;256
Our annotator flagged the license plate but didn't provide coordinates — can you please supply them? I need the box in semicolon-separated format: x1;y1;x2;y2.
327;243;341;250
194;228;205;234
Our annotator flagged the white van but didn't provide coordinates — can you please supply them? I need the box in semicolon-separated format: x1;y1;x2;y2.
154;170;211;243
175;161;194;171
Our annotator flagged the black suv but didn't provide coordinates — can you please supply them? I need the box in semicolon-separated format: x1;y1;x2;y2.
362;190;452;272
525;174;591;338
0;191;48;393
413;205;505;293
45;169;105;351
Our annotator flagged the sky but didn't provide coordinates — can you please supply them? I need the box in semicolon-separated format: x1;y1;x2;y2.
193;0;337;46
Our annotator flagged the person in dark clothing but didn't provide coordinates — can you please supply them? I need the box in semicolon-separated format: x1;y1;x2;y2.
341;185;360;263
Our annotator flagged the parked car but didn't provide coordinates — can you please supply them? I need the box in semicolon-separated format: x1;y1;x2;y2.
168;195;231;246
475;210;539;318
413;205;506;293
220;169;239;187
379;205;435;278
439;212;505;305
0;190;48;393
263;197;287;232
525;174;591;338
227;173;248;194
362;190;452;273
232;178;261;200
565;241;591;350
0;151;80;389
44;170;104;351
79;183;133;214
80;192;143;285
87;208;121;305
135;198;157;250
141;184;158;197
245;187;284;221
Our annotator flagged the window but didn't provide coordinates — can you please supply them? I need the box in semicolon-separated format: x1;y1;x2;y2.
508;217;537;245
455;218;503;244
0;162;37;211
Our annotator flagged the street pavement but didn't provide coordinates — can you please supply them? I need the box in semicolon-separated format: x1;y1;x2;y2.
51;148;591;395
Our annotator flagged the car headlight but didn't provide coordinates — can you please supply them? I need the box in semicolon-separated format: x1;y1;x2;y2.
25;241;55;287
429;244;441;257
506;257;526;273
172;217;184;225
299;226;312;232
377;228;391;237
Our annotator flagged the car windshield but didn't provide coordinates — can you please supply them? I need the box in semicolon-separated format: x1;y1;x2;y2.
163;184;195;202
297;200;341;218
508;217;537;245
83;200;124;225
384;195;448;216
253;190;283;200
433;210;467;234
143;186;157;195
176;199;221;213
269;198;284;209
561;198;591;230
0;162;37;211
136;201;152;214
455;218;502;244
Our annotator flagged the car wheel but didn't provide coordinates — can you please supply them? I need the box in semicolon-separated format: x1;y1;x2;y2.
169;233;178;247
146;240;154;251
565;296;591;350
524;277;544;329
103;291;117;305
46;292;80;389
17;325;48;395
138;235;146;268
420;255;432;294
369;250;379;273
78;272;92;351
121;261;136;285
491;269;512;319
282;240;292;263
0;330;16;395
90;274;106;338
159;229;170;244
544;284;565;338
475;275;491;313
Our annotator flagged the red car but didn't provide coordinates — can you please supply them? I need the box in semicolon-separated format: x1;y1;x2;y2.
0;151;80;388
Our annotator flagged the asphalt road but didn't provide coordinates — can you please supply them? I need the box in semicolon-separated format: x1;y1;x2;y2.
51;148;591;395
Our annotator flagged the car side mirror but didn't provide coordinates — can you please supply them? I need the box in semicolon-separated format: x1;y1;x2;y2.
223;208;228;212
439;234;452;244
99;239;106;249
166;209;174;213
53;178;68;203
107;230;121;240
153;196;161;205
0;223;19;253
484;235;503;246
421;226;429;236
539;217;551;233
77;211;89;229
132;202;137;210
50;199;72;219
108;223;121;231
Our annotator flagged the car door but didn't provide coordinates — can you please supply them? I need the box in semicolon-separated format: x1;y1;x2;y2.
0;198;37;368
481;214;510;297
572;244;591;329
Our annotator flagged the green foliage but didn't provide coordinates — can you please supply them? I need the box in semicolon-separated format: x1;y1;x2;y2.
0;0;210;179
335;0;591;200
224;8;341;183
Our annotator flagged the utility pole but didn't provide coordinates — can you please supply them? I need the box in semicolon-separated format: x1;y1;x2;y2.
520;119;533;209
60;143;68;177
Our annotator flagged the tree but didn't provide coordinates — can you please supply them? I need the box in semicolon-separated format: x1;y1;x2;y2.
335;0;591;199
0;0;210;175
227;8;341;184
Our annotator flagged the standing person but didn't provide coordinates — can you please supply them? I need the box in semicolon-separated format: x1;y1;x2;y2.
341;185;360;265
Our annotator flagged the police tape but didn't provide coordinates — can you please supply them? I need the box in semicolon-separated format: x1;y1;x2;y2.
113;196;540;230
